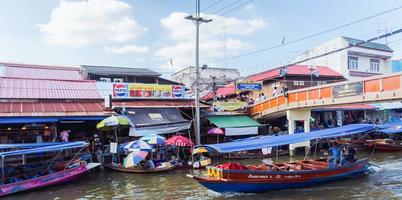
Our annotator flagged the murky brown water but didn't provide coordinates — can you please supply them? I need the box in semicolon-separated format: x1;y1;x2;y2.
4;152;402;200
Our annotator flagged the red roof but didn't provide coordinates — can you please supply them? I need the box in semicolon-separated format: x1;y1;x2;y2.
0;101;109;116
113;100;209;108
248;65;343;82
0;62;84;80
202;84;236;100
0;77;102;99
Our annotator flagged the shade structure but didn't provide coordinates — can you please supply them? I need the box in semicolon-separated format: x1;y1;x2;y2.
139;132;166;145
192;147;209;155
207;115;261;128
207;128;224;135
96;115;130;130
195;124;376;153
121;140;152;152
166;135;194;147
123;151;149;168
0;142;88;157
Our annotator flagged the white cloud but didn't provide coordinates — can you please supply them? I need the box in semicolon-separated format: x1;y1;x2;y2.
244;4;255;11
103;45;149;54
38;0;147;48
155;12;266;69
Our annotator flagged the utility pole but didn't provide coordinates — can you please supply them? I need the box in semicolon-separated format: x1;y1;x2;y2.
185;0;212;145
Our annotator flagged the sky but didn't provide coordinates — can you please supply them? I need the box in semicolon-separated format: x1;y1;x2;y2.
0;0;401;78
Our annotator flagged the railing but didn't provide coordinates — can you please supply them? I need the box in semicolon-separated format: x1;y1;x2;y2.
249;72;402;118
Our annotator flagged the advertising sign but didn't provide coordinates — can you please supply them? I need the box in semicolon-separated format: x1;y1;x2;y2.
235;81;263;93
213;102;247;111
112;83;187;99
332;82;363;98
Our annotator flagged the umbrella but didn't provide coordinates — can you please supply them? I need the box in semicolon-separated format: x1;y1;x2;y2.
207;128;224;135
96;115;130;131
166;135;194;147
192;147;209;155
139;133;166;145
123;151;148;168
121;140;152;152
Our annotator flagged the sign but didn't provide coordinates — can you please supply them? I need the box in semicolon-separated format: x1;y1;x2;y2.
235;81;263;93
213;102;247;111
112;83;187;99
332;82;363;98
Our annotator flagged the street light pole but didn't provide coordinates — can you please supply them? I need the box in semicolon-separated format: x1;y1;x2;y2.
185;0;212;145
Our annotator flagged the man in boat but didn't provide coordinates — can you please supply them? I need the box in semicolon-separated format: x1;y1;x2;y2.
327;141;341;167
341;144;357;164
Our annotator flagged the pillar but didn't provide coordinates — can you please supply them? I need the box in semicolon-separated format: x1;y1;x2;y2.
287;109;312;156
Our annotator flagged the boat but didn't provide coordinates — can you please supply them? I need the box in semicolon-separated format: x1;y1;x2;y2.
366;139;402;151
103;163;176;173
0;142;100;197
189;124;376;193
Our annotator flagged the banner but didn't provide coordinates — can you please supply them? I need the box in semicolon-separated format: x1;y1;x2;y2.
235;81;262;93
213;102;247;111
112;83;187;98
332;82;363;98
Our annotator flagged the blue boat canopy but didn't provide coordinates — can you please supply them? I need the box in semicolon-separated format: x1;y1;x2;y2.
0;141;88;157
195;124;376;153
0;142;66;150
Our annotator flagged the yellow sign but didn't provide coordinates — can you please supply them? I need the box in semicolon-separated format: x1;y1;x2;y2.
213;102;247;111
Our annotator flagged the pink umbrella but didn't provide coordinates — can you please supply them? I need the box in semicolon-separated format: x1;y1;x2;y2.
207;128;224;143
207;128;224;135
166;135;194;147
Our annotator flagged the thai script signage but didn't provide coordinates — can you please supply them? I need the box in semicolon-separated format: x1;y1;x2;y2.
213;102;247;111
235;81;263;93
112;83;187;98
332;82;363;98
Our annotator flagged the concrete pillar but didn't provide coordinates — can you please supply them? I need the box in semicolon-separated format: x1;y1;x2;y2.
287;109;312;156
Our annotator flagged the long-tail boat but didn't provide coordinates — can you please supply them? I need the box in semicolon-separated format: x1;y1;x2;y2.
188;124;376;193
0;142;100;197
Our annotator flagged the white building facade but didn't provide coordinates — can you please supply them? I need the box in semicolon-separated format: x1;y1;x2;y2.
171;66;240;96
293;36;393;80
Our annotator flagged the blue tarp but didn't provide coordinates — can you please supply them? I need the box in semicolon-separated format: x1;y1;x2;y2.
59;116;106;121
378;126;402;134
0;116;106;124
0;141;88;157
0;142;66;150
195;124;376;153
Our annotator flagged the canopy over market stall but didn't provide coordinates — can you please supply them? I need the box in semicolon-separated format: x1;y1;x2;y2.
126;108;191;137
207;115;261;136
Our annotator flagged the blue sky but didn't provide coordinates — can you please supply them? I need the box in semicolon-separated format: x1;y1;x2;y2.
0;0;401;78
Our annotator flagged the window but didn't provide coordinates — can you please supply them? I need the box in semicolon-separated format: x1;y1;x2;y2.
317;81;327;85
348;56;359;70
271;82;280;88
370;59;380;73
293;80;305;86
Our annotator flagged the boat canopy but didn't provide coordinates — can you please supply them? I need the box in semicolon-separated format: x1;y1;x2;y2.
0;142;66;150
0;142;88;157
195;124;375;153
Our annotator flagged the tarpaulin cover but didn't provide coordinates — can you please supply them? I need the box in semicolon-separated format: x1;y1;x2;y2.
0;117;59;124
379;126;402;134
207;115;261;128
0;142;66;150
127;108;191;136
225;127;258;136
370;102;402;110
195;124;375;153
0;141;88;157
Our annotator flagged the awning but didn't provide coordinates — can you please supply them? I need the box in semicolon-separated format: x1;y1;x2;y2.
112;100;209;108
0;116;106;124
370;102;402;110
0;142;88;157
195;124;375;153
127;108;191;136
207;115;261;128
312;104;377;112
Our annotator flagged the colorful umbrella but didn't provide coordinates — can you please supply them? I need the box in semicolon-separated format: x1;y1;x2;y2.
207;128;224;135
139;133;166;145
192;147;209;155
96;115;130;131
123;151;148;168
166;135;194;147
121;140;152;152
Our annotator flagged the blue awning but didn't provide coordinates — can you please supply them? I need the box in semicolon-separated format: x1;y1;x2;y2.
0;141;88;157
0;142;66;150
0;117;59;124
195;124;376;153
59;116;106;121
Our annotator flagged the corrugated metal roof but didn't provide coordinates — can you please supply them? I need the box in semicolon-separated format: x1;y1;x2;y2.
81;65;161;77
343;37;393;52
0;101;109;116
0;62;84;80
0;77;102;99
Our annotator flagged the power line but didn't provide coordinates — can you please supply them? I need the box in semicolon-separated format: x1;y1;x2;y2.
210;5;402;63
209;0;244;15
220;0;254;16
201;0;224;12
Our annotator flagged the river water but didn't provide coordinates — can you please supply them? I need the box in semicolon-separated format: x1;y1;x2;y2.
5;152;402;200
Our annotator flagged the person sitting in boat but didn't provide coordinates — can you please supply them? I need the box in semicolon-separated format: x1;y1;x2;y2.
341;145;357;165
327;141;341;167
145;155;155;169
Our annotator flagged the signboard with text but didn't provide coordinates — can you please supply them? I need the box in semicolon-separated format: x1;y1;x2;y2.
332;82;363;98
235;81;263;93
213;102;247;111
112;83;187;99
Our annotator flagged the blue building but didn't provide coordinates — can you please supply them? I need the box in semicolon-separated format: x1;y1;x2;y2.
392;59;402;72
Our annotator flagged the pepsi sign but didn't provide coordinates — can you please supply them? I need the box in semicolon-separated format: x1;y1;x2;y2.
113;84;128;97
172;85;184;98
